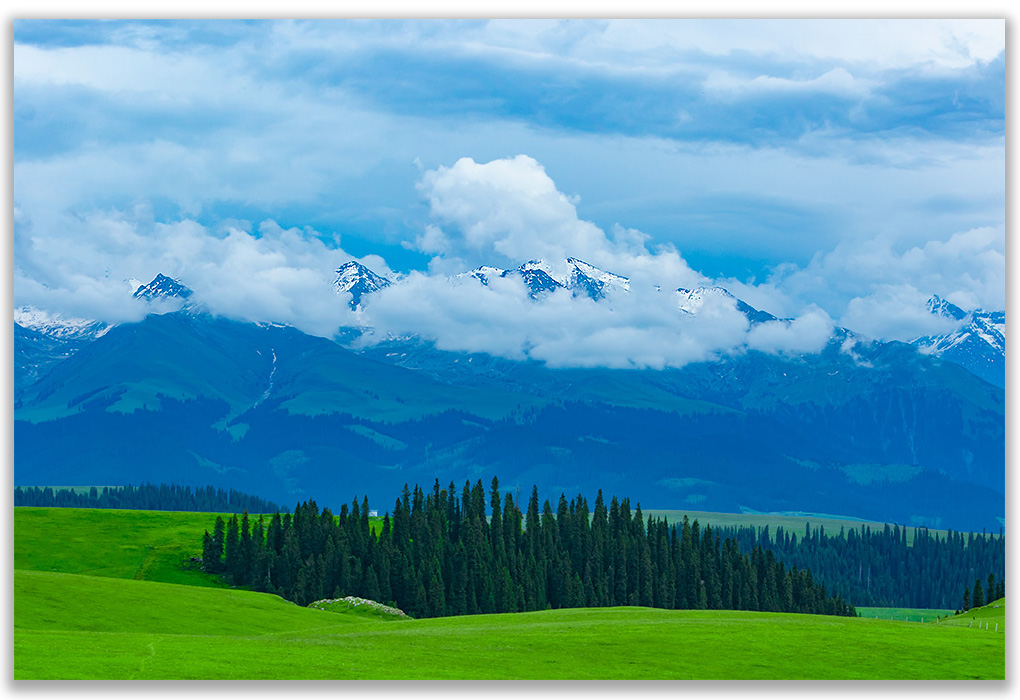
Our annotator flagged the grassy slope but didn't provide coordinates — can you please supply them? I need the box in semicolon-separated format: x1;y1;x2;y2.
14;570;1005;680
14;507;231;587
938;599;1006;631
14;506;1006;679
14;507;382;585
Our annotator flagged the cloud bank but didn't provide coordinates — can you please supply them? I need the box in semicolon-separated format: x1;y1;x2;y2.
365;155;837;368
14;152;1001;369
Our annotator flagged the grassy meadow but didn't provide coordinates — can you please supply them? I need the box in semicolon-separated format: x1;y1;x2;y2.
14;506;231;587
856;606;956;623
14;569;1006;680
13;506;1007;679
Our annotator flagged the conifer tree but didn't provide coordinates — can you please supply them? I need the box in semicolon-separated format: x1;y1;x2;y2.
224;514;240;581
972;578;985;608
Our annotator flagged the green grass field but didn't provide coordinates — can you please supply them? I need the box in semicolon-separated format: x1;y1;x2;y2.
14;507;231;587
13;506;1007;679
938;599;1006;632
14;570;1005;680
856;606;956;623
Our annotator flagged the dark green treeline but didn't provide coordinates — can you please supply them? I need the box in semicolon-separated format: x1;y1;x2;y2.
15;483;281;514
202;478;855;619
718;522;1004;610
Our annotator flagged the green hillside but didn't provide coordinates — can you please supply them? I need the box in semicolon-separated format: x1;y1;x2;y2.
14;570;1004;679
13;505;1006;679
14;506;228;587
939;599;1006;631
14;506;382;586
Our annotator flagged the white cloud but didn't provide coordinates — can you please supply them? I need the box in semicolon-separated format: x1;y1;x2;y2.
706;67;873;99
769;225;1005;330
841;285;965;343
415;155;610;272
13;210;379;337
414;154;706;290
355;155;843;369
746;307;835;355
362;269;757;370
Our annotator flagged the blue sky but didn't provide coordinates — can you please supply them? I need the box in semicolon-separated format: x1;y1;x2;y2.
12;18;1006;362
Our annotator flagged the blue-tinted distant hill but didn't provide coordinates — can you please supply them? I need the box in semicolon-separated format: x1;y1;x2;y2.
14;309;1003;532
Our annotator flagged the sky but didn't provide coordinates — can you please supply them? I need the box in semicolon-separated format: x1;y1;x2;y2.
11;18;1006;368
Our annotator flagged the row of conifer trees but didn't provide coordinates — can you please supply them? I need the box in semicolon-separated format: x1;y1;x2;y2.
202;478;856;619
716;520;1004;609
15;483;280;514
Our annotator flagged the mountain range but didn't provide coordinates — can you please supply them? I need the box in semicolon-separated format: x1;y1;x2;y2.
13;258;1005;531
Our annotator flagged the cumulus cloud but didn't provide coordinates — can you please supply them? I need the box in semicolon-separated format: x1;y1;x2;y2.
414;154;705;289
353;155;844;369
416;155;623;274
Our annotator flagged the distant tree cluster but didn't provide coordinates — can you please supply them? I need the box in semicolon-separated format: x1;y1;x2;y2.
15;483;281;514
202;478;856;619
715;521;1005;610
960;573;1004;613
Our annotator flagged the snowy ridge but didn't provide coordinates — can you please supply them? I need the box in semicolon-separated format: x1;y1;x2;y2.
333;261;392;309
133;273;193;301
675;286;736;315
567;256;630;291
911;295;1005;387
455;257;630;300
926;294;968;322
14;305;110;340
456;265;508;286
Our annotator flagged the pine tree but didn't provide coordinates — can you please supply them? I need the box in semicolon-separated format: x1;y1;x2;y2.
201;530;217;573
224;514;241;582
972;579;985;608
209;516;226;573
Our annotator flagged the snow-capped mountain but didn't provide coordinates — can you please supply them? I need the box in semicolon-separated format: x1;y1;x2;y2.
912;295;1005;388
14;306;111;393
516;260;566;297
675;286;779;325
14;305;110;341
456;257;630;300
334;261;392;309
925;294;969;323
565;257;629;300
132;273;193;301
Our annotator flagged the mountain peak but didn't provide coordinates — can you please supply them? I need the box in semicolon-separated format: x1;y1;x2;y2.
334;261;391;309
913;295;1004;387
675;286;778;324
926;295;967;322
565;257;629;299
675;286;734;314
132;273;193;301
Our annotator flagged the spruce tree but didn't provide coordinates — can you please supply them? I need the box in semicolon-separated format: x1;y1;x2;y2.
210;516;226;573
224;514;241;582
972;579;985;608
